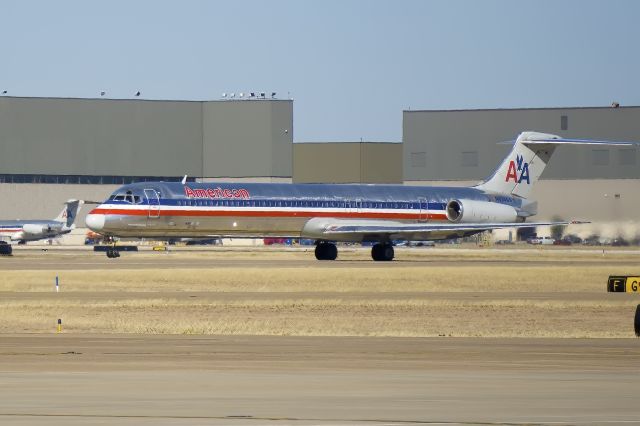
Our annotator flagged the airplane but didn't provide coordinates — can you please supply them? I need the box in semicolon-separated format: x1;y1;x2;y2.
85;131;638;260
0;199;84;244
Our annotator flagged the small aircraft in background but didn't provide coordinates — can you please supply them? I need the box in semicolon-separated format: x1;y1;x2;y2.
86;131;638;261
0;199;83;244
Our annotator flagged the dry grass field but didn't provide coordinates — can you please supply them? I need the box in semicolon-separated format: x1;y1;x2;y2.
1;247;638;337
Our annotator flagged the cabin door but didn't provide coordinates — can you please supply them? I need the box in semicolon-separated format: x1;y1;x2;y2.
144;189;161;219
418;197;428;221
354;198;362;216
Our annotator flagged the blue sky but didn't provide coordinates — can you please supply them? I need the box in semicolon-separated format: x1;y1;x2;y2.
1;0;639;141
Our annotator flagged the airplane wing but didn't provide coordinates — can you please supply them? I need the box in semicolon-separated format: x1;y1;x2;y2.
301;218;584;242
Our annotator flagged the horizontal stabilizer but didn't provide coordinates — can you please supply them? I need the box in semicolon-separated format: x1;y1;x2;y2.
500;136;640;146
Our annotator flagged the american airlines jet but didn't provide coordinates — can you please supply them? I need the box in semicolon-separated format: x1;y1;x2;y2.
85;132;637;260
0;199;83;243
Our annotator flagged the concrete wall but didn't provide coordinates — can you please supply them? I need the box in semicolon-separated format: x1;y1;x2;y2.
293;142;402;184
0;183;117;226
403;106;640;181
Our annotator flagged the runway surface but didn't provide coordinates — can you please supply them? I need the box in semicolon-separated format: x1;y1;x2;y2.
1;335;639;425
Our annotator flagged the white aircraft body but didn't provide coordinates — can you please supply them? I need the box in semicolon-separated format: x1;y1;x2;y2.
85;132;637;260
0;199;83;243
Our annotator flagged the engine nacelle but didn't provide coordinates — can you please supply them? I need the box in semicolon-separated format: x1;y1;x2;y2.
22;224;48;236
22;223;61;236
445;199;518;223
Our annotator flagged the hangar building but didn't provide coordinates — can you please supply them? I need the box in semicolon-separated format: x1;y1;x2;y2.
2;95;639;242
0;96;292;221
403;106;640;235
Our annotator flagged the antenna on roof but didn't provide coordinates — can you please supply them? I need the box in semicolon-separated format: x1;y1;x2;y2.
181;175;188;185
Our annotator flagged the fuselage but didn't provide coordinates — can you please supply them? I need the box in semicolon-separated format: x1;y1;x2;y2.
86;181;527;241
0;220;70;242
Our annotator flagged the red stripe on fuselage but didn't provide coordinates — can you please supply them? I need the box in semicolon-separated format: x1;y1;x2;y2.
89;208;448;221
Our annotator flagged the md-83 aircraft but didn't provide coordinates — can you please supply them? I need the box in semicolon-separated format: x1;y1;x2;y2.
0;199;83;243
85;132;637;260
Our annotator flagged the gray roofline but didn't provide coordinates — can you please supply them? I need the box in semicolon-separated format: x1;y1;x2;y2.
0;95;293;104
404;105;640;113
294;141;401;145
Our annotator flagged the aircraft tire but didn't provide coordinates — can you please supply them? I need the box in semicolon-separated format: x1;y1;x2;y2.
106;249;120;258
325;243;337;260
315;242;337;261
371;243;394;261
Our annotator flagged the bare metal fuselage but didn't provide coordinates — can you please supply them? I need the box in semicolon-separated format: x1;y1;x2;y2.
88;181;529;242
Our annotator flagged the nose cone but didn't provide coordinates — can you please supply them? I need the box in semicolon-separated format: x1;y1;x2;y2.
85;213;105;232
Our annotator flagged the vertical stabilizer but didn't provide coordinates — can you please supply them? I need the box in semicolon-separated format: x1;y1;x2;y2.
54;199;83;228
476;132;558;199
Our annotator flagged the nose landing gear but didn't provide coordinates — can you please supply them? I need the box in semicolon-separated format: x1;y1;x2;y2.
106;248;120;258
104;236;120;258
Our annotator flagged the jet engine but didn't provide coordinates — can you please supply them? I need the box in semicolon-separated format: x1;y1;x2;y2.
445;199;518;223
22;224;60;236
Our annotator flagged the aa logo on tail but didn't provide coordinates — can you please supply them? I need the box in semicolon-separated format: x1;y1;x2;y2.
505;155;530;184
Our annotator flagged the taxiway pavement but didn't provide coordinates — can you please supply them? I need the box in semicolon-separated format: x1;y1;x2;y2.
1;335;639;425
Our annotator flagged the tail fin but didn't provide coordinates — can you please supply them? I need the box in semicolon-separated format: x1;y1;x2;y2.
476;131;638;199
54;199;83;228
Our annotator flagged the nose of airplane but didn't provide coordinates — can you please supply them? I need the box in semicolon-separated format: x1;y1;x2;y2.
85;213;105;232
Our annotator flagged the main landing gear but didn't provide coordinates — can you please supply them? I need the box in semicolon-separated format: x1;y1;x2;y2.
315;242;338;260
313;241;395;261
371;243;394;261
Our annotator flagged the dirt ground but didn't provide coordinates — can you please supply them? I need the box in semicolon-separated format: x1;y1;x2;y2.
1;246;638;337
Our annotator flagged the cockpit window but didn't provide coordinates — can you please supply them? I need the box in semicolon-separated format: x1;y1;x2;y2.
109;191;142;204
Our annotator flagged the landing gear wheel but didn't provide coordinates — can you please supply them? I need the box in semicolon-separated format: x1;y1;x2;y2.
371;243;394;261
314;242;338;261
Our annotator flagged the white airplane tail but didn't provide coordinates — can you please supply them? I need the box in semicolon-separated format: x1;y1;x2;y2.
476;131;638;199
54;199;83;228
